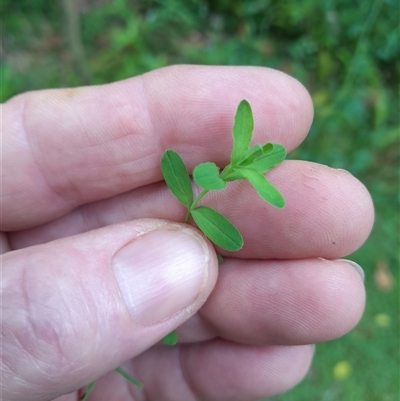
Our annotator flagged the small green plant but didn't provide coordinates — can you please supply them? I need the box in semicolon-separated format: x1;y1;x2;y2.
160;99;286;345
161;99;286;251
80;99;286;399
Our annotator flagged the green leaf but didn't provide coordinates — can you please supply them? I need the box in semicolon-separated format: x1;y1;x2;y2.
233;168;285;208
252;144;287;173
161;150;193;208
231;100;254;164
261;143;274;153
115;367;143;389
237;144;263;166
233;143;283;172
222;169;248;182
161;331;178;345
191;206;243;251
193;162;226;190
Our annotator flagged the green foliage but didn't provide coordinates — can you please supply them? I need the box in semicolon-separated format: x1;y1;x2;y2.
193;162;226;190
191;207;243;251
161;100;286;251
252;144;287;173
160;100;286;349
3;1;398;399
231;99;254;163
230;167;285;208
161;150;193;208
160;330;178;346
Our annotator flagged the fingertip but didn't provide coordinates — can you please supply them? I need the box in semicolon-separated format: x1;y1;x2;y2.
263;161;375;258
310;258;366;339
320;167;375;256
111;224;218;326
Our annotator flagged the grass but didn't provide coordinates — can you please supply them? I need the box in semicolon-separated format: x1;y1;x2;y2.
2;0;399;399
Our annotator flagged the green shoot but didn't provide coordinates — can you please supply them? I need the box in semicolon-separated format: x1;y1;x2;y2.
161;99;286;252
160;99;286;346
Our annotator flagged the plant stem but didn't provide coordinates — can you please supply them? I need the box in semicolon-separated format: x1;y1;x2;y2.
184;165;236;224
80;381;96;401
115;367;143;388
62;0;91;85
219;165;234;181
184;188;210;223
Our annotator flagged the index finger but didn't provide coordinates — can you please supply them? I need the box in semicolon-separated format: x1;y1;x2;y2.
2;65;313;231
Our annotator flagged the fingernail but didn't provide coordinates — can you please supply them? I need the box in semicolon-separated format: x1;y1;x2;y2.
337;259;365;281
112;228;208;326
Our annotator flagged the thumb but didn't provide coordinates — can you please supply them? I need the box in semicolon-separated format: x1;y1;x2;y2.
2;219;218;401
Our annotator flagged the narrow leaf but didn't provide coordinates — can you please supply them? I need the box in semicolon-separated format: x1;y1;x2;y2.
237;144;263;166
191;206;243;251
161;331;178;345
161;150;193;207
233;168;285;208
261;143;274;154
193;162;226;190
252;144;287;173
231;100;254;164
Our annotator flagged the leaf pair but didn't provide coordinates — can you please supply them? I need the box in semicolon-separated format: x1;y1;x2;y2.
161;149;243;251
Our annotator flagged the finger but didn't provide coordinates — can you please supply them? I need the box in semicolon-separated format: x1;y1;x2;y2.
2;65;313;231
176;257;365;345
1;220;217;401
11;161;374;259
87;341;314;401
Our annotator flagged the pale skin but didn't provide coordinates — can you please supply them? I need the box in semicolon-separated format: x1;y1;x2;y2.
1;65;374;401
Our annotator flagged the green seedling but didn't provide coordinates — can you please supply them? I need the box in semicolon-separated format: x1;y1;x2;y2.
161;99;286;252
80;100;286;399
160;99;287;345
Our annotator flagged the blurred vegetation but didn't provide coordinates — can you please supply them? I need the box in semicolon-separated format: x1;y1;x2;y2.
2;0;399;400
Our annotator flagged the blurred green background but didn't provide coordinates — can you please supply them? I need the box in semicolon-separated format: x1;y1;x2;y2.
2;0;399;400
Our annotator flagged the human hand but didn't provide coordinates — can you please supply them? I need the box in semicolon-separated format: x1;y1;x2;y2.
1;65;373;401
